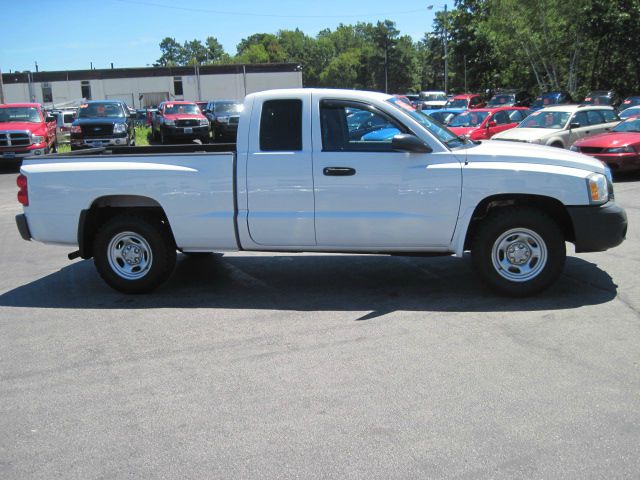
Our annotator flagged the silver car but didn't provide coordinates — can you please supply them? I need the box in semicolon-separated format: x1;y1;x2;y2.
52;110;77;144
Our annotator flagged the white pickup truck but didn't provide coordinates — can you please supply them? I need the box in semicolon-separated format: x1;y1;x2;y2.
15;89;627;296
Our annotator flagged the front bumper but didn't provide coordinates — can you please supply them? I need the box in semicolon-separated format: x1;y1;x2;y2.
162;125;209;139
568;202;628;252
592;153;640;172
0;147;46;160
15;214;31;241
71;136;129;149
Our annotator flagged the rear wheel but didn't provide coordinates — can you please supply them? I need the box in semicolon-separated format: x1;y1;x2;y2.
93;214;176;293
471;207;566;296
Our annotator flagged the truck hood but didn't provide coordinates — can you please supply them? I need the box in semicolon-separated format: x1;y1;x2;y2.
465;139;605;174
0;122;44;133
74;118;127;126
492;127;559;142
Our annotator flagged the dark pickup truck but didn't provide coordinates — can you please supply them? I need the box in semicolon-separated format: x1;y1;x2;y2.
70;100;135;150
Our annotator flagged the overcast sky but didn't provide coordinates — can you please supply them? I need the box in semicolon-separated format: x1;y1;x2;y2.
1;0;450;72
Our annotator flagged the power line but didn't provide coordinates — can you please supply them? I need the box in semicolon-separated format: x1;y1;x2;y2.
112;0;425;19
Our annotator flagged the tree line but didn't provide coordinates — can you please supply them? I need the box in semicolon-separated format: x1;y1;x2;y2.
154;0;640;98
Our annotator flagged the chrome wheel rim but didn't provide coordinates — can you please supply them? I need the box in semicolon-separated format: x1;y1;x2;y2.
491;228;547;282
107;231;153;280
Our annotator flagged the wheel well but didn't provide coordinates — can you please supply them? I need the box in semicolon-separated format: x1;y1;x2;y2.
550;141;564;148
78;196;176;259
464;194;575;250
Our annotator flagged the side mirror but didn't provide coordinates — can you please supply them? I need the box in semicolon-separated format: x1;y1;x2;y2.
391;134;432;153
46;115;56;122
569;122;581;129
487;121;497;128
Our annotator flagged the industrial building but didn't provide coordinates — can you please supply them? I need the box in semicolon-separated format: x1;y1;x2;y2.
0;63;303;108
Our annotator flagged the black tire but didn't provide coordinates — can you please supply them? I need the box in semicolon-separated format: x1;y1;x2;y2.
51;141;58;153
200;135;209;144
471;207;566;296
93;214;176;293
160;129;167;145
182;251;214;256
152;126;159;141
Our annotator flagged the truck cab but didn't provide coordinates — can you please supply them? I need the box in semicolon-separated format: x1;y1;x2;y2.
0;103;57;163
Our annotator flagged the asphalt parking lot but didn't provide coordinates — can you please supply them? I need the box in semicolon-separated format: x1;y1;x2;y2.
0;164;639;479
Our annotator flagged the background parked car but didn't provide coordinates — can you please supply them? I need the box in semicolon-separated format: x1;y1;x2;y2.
487;90;532;107
51;109;77;144
492;105;619;148
0;103;57;161
619;106;640;120
447;107;531;140
404;93;420;107
581;90;620;108
70;100;135;150
620;96;640;111
444;93;486;110
530;91;573;111
418;91;448;110
570;116;640;172
152;101;210;144
204;100;243;142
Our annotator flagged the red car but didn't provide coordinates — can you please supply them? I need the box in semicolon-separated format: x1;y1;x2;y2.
444;93;486;110
152;101;210;144
0;103;57;162
447;107;531;140
570;117;640;172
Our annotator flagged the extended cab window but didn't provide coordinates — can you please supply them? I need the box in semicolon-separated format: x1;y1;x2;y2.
260;100;302;151
601;109;619;123
320;101;404;152
586;110;605;125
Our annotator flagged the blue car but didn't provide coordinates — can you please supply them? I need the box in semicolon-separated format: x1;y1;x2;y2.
360;126;400;141
530;91;573;111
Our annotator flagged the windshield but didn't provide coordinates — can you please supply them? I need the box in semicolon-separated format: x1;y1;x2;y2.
0;107;41;123
613;118;640;133
428;111;458;125
78;103;124;118
387;97;465;148
519;110;570;129
449;111;489;127
620;107;640;119
445;98;469;109
582;95;612;106
531;95;559;109
420;93;447;102
487;94;515;107
214;103;243;114
164;103;200;115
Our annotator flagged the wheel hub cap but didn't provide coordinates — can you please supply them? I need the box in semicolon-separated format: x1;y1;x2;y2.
491;228;548;283
506;242;531;265
107;232;153;280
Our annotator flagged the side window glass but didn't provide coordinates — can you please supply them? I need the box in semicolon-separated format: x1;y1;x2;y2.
601;109;618;123
493;111;510;124
507;110;522;122
260;99;302;151
572;111;588;127
320;101;404;152
586;110;604;125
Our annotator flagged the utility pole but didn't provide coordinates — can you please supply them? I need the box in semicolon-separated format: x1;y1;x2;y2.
443;3;448;94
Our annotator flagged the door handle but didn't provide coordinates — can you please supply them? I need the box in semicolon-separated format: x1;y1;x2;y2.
323;167;356;176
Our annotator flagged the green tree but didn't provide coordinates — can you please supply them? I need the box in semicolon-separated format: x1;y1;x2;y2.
154;37;183;67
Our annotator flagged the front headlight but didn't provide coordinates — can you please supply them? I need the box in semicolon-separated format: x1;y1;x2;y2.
605;146;634;153
113;123;127;134
586;173;609;204
199;119;209;126
164;119;175;126
30;134;44;144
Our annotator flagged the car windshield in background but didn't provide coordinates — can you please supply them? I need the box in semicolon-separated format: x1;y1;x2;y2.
449;111;489;127
520;110;570;129
620;107;640;119
487;95;515;106
428;111;458;125
613;118;640;133
421;93;447;102
622;97;640;109
531;96;558;109
445;98;468;108
0;107;41;123
63;113;76;123
386;97;465;148
214;103;243;114
164;104;199;115
78;103;124;118
582;95;612;105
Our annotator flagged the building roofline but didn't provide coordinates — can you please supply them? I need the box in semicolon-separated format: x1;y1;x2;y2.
2;63;302;85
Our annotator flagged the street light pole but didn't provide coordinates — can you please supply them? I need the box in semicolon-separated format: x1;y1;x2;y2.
443;3;448;94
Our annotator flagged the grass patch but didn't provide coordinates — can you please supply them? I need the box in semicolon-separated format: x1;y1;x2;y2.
135;126;152;146
58;144;71;153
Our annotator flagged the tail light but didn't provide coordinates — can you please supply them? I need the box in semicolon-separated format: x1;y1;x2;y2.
71;125;82;134
17;174;28;206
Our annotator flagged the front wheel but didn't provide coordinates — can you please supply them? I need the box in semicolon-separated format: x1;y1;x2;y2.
471;207;566;296
93;214;176;293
